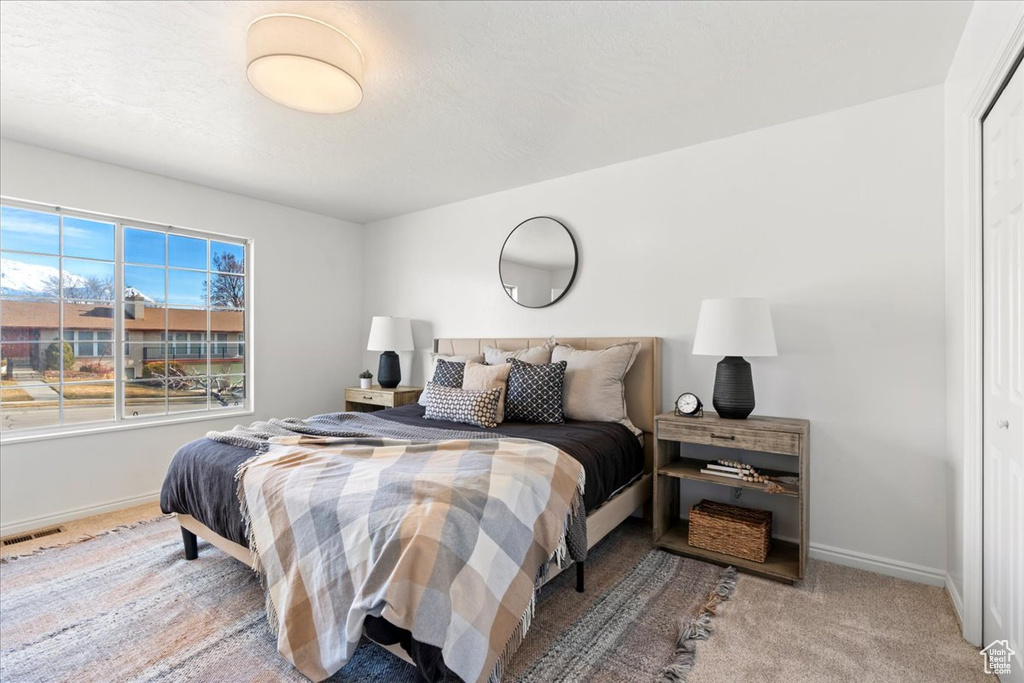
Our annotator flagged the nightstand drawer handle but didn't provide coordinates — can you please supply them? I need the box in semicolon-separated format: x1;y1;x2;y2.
710;433;736;441
363;395;374;399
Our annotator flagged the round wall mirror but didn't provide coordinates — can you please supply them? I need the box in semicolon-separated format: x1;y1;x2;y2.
499;217;578;308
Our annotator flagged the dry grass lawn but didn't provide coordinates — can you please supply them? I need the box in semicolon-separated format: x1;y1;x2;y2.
56;384;200;400
1;380;32;402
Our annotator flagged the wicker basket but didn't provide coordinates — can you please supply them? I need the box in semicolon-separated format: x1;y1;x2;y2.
688;500;772;563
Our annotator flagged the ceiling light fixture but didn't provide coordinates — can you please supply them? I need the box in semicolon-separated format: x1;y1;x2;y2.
246;14;363;114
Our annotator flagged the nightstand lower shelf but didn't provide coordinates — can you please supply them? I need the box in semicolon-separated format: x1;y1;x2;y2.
657;519;800;584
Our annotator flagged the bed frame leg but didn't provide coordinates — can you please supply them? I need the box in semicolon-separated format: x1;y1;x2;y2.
181;527;198;560
576;562;585;593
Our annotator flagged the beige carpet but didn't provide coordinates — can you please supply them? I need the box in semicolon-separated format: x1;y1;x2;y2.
688;562;987;683
2;505;986;682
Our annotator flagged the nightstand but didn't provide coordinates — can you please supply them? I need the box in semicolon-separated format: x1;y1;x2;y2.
653;411;810;584
344;386;422;413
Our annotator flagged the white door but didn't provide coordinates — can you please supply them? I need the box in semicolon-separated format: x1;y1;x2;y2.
983;61;1024;683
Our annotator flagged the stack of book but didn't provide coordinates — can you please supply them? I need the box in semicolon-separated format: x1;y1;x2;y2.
699;460;768;483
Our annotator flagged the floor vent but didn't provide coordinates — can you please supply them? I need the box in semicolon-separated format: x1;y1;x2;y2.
1;526;64;546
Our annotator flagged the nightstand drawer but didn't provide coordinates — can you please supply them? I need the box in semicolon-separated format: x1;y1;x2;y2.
656;419;799;456
345;389;393;407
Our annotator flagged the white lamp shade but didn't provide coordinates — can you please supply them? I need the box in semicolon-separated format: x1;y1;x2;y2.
692;298;777;357
246;15;363;114
367;316;414;351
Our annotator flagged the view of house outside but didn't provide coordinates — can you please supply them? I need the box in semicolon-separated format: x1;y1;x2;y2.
0;204;248;433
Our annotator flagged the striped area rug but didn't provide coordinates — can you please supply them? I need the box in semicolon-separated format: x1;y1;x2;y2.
0;516;734;682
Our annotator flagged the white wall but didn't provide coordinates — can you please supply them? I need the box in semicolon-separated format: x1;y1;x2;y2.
0;140;364;533
363;86;949;578
942;0;1024;626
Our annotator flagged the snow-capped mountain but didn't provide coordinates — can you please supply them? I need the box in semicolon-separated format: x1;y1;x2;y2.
1;257;153;300
0;257;74;296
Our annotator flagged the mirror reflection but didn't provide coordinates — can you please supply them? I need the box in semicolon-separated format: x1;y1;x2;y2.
499;217;577;308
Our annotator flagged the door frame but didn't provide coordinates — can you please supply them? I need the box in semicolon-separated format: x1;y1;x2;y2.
962;11;1024;648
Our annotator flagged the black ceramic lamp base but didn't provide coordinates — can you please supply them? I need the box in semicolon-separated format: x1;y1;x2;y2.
377;351;401;388
712;356;755;419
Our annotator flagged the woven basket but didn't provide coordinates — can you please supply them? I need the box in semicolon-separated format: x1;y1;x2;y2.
688;500;772;563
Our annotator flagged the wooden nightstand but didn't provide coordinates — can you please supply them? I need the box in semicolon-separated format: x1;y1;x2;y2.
653;411;810;584
344;386;423;413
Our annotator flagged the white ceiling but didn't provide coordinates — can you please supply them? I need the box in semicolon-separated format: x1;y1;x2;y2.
0;1;971;224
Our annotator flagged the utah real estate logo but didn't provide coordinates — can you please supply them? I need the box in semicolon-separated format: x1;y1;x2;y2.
980;639;1015;676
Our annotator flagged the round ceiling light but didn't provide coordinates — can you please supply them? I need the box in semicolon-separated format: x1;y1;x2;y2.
246;14;363;114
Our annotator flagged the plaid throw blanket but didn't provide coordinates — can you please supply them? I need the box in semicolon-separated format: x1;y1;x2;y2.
230;425;586;683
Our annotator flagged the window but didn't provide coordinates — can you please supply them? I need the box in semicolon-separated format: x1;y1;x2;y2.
0;199;250;436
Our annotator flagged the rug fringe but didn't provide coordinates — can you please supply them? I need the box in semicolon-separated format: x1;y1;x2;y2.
656;566;737;683
0;514;173;563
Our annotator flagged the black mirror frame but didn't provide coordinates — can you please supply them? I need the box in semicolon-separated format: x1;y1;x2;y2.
498;216;579;309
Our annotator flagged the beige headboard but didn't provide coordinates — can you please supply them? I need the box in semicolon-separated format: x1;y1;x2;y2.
434;338;662;466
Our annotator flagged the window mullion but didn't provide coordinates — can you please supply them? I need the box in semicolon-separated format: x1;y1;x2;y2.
57;211;65;426
206;239;211;411
114;220;124;422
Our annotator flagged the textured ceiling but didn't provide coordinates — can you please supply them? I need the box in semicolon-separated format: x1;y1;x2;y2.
0;1;971;224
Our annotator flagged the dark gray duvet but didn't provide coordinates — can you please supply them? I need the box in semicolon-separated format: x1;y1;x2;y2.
159;403;644;544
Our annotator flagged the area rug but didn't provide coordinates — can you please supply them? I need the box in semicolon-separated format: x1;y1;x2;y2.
0;516;735;682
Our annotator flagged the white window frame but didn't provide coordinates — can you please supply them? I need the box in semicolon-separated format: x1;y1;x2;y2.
0;196;254;444
63;329;113;358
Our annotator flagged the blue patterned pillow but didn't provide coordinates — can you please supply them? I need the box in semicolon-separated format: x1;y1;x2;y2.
431;358;466;388
423;382;502;428
504;358;567;424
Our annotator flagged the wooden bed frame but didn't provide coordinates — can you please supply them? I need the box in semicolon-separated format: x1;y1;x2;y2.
176;336;662;665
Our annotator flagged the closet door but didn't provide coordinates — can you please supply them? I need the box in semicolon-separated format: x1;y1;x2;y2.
983;60;1023;682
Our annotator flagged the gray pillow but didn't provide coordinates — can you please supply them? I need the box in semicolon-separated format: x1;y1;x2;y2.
422;382;502;429
419;353;484;405
483;343;553;366
551;342;641;435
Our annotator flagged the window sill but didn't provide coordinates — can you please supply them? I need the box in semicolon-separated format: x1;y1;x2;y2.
0;408;255;446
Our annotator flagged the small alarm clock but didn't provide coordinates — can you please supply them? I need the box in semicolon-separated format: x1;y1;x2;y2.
674;392;703;417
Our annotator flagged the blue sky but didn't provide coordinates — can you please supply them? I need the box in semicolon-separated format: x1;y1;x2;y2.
1;206;244;305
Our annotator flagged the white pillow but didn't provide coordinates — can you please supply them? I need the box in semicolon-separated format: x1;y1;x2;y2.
418;353;484;405
551;342;641;434
483;343;553;366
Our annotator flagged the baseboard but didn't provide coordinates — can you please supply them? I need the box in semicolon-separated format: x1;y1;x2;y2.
945;573;965;628
808;542;945;586
0;491;160;537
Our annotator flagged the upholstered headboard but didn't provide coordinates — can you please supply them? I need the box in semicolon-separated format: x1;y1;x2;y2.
433;337;663;467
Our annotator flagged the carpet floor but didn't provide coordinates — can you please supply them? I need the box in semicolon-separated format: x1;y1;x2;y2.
687;562;988;683
0;514;729;682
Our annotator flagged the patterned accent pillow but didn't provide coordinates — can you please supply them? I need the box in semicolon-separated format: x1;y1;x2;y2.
418;354;484;405
431;358;466;388
422;382;503;428
504;358;567;424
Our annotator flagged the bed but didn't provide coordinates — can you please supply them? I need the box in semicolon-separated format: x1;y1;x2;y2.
160;336;661;680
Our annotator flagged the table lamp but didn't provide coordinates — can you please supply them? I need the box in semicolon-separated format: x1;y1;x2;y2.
367;316;414;389
692;298;777;419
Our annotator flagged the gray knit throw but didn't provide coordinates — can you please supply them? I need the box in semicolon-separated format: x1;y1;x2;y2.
206;411;502;452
